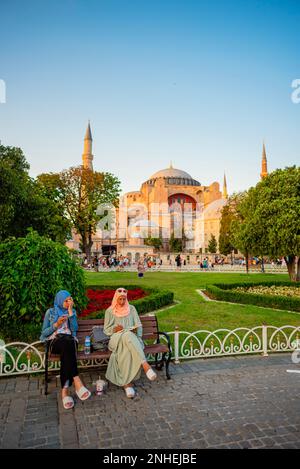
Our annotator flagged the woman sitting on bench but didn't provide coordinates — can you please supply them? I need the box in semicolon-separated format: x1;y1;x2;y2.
104;287;157;398
40;290;91;409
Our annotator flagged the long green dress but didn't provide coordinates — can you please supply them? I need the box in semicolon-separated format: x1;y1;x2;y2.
103;304;146;386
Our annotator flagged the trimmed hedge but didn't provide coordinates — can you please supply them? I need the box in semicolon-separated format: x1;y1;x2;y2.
83;285;174;319
0;285;174;342
206;281;300;312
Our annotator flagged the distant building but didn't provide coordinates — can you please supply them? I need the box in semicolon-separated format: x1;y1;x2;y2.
67;123;268;261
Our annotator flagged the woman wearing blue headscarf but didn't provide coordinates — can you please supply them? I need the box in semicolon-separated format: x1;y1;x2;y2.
40;290;91;409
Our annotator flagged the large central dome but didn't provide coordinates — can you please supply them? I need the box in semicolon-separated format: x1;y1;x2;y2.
146;165;200;186
150;167;193;180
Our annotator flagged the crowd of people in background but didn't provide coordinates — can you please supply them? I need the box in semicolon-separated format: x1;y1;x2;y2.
82;253;286;273
82;253;164;273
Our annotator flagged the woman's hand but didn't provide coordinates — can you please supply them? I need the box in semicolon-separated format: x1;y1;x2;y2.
54;315;68;329
113;325;123;333
66;298;74;315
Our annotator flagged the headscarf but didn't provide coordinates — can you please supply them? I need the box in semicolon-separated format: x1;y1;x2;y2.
53;290;75;322
110;288;130;317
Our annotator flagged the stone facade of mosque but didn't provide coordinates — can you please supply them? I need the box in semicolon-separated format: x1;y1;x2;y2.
116;165;228;258
66;123;268;263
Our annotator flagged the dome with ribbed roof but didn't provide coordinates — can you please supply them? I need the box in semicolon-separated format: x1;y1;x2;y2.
150;167;193;179
145;164;200;186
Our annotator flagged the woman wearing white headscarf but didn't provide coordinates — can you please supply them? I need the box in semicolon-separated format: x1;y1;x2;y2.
104;287;157;398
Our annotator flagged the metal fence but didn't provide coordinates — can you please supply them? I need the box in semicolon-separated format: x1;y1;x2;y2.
1;325;299;377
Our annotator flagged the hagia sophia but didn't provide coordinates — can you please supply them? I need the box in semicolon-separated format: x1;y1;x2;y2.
67;123;268;263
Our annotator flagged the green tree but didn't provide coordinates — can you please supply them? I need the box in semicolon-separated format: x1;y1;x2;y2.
219;203;235;255
37;166;121;261
228;192;251;273
144;237;163;251
208;234;218;253
231;167;300;281
169;232;183;252
0;145;71;243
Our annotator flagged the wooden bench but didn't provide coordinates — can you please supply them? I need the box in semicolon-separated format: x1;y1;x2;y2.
44;315;172;394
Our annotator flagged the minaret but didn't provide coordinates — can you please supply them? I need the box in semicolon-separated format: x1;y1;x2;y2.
82;121;93;170
260;142;268;179
222;172;228;199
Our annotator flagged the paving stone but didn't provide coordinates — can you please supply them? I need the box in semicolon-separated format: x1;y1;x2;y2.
1;354;300;449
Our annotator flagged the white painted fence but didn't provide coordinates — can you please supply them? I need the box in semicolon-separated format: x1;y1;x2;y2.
169;325;300;364
1;325;299;377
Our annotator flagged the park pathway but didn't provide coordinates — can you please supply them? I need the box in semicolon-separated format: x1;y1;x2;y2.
0;354;299;449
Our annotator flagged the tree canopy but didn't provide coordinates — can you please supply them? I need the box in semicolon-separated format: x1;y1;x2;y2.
37;166;121;260
231;167;300;281
208;234;218;253
0;145;71;243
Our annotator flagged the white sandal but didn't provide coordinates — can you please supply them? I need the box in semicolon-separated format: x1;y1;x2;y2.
75;386;91;401
146;368;157;381
124;386;135;398
62;395;74;410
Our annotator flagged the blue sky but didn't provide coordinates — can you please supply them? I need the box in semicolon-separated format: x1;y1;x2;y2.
0;0;299;195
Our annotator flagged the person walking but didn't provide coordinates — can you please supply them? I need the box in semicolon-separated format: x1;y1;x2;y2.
137;259;145;278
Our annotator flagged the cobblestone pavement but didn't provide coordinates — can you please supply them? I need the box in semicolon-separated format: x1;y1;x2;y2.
0;354;299;449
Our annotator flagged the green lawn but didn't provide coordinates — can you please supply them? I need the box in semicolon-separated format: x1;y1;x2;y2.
1;271;298;372
85;271;300;333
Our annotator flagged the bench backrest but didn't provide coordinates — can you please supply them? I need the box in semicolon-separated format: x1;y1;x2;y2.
77;315;158;345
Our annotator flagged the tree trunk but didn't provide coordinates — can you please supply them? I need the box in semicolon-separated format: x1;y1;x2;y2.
284;255;297;282
80;232;93;264
296;256;300;282
88;231;94;264
245;252;249;274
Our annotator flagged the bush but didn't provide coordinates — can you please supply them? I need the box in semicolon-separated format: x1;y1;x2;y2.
0;231;87;327
83;285;174;319
0;323;41;344
206;281;300;312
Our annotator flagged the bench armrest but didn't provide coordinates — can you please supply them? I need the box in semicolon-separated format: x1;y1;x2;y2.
157;331;172;353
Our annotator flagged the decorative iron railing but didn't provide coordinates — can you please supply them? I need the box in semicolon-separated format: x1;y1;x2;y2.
0;325;299;376
168;325;300;363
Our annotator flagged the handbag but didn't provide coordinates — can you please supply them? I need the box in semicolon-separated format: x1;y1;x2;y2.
91;326;110;351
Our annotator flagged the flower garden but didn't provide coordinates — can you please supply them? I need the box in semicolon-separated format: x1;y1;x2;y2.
205;281;300;312
79;285;174;319
80;287;148;317
234;285;300;298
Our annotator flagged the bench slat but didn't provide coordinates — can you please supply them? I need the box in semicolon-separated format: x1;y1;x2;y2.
76;316;158;341
78;317;157;325
49;315;166;360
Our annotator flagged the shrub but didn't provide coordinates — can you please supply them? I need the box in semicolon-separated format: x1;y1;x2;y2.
0;230;87;326
0;323;41;344
206;281;300;312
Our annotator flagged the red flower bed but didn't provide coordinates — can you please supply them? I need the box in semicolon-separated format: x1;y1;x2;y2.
79;288;147;318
